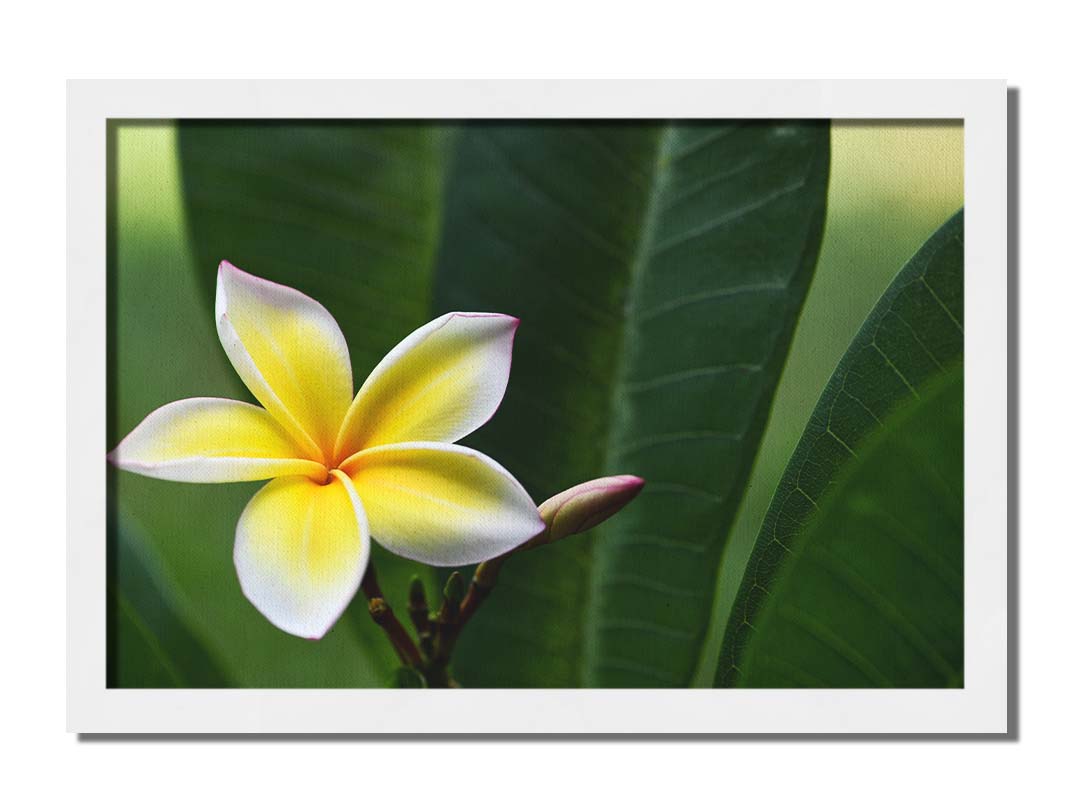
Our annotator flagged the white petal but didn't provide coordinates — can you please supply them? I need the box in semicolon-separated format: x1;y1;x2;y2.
334;312;518;458
216;261;353;461
342;442;544;566
108;398;326;483
234;471;370;639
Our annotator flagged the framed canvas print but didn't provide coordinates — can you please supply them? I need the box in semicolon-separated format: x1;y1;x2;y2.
67;79;1008;734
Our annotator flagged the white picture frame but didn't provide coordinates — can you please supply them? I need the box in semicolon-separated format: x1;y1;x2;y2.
68;79;1008;735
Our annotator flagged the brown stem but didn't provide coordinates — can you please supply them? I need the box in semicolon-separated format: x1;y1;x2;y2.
360;561;423;668
423;474;645;683
360;559;385;600
362;524;557;684
431;572;464;668
457;580;492;626
421;532;549;680
367;599;424;668
407;577;430;634
444;535;541;660
458;559;502;626
407;577;434;659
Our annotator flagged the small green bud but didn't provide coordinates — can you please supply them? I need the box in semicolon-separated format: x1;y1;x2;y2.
408;575;427;607
443;571;465;606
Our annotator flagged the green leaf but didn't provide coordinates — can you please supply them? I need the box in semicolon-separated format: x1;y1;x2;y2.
390;666;428;689
110;123;436;687
733;367;962;686
113;121;828;688
433;122;831;686
701;125;964;684
108;510;231;688
177;121;453;382
715;210;963;687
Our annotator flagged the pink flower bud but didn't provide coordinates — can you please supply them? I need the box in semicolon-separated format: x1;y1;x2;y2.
538;475;645;542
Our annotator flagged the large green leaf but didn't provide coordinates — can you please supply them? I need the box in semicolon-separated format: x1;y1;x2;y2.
109;123;437;687
700;125;964;684
715;210;963;686
734;366;962;686
433;121;831;686
108;509;230;688
112;120;829;687
177;121;452;383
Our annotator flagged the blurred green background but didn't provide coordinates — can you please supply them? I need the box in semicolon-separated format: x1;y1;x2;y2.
107;120;962;688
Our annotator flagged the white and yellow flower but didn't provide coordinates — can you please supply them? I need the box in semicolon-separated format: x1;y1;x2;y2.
109;262;544;639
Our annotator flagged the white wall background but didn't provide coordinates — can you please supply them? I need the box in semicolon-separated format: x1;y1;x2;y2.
3;2;1058;797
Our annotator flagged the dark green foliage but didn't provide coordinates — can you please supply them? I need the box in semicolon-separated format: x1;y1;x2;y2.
108;121;965;690
178;122;453;382
716;210;963;687
433;122;830;686
108;512;230;688
735;367;963;687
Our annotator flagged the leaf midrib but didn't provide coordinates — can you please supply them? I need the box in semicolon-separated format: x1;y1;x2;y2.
580;124;677;685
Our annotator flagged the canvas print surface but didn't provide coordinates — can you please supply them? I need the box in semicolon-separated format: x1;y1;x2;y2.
106;120;963;689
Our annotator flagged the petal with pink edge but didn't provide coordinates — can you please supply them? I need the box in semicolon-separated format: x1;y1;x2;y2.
234;471;370;639
216;261;353;461
342;442;544;567
108;398;327;483
334;312;518;458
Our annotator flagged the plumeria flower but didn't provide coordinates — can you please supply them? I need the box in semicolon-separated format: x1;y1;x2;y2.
109;262;545;639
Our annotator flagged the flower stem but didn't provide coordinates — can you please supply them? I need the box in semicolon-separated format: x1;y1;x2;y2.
457;560;499;626
362;539;546;686
431;572;465;667
407;576;434;658
360;561;423;669
363;476;644;686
